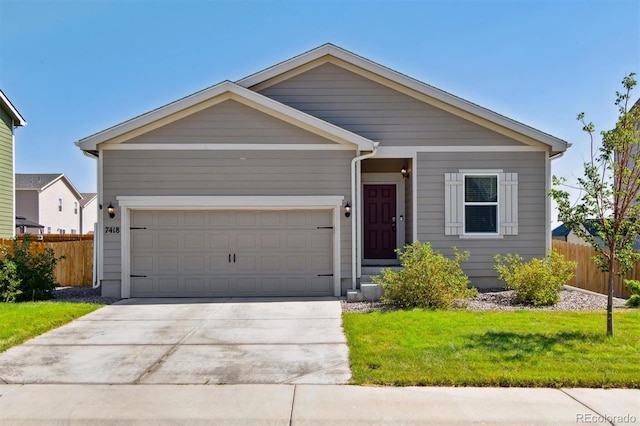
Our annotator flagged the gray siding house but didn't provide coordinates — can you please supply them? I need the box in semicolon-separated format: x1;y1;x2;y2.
76;44;569;299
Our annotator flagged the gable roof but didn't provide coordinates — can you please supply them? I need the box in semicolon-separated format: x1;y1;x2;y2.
80;192;97;207
237;44;570;156
0;89;26;127
76;81;377;152
15;173;83;200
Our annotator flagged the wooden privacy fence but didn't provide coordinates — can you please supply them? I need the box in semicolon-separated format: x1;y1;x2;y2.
0;238;93;287
552;240;632;298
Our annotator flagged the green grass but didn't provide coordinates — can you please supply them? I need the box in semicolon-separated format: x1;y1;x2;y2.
0;302;102;353
343;310;640;388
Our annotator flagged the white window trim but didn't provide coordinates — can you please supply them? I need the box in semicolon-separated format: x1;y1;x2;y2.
116;195;344;299
462;173;500;236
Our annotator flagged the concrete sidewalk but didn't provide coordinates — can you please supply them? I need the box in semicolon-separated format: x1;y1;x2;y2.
0;384;637;425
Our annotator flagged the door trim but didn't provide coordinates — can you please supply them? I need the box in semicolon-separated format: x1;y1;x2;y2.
117;195;344;299
360;174;405;270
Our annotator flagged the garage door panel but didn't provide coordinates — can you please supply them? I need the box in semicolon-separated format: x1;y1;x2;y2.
158;234;179;250
130;209;333;297
184;233;205;249
158;256;179;272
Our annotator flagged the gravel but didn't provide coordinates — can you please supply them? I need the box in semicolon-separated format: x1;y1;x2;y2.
51;285;629;313
342;287;629;313
52;286;120;305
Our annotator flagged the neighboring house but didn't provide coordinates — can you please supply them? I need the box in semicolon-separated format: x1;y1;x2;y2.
76;44;569;299
80;192;97;234
0;90;26;239
553;221;640;250
552;223;592;247
15;174;84;235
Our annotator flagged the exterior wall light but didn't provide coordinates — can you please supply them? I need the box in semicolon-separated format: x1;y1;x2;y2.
401;165;410;179
107;203;116;219
344;202;352;218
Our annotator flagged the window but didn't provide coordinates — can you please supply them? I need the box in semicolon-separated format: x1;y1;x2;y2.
444;171;518;237
464;175;498;234
74;202;78;215
58;198;63;212
71;229;77;235
47;227;51;234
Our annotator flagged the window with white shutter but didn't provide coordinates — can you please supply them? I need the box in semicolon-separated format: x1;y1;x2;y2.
444;170;518;237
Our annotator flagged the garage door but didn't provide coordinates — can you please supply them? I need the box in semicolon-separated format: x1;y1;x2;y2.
129;210;334;297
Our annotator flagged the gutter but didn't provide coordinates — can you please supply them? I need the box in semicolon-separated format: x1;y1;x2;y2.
350;142;379;289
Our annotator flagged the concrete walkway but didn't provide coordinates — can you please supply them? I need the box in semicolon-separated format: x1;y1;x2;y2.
0;384;637;425
0;298;351;385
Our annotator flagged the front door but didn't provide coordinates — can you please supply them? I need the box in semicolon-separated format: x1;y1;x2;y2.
363;184;397;259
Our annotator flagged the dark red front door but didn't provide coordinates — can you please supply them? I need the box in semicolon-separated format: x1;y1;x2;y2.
364;184;397;259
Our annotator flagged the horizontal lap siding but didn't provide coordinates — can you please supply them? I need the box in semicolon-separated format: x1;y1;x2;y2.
124;100;334;145
416;151;546;282
258;63;525;147
102;149;353;284
0;109;13;238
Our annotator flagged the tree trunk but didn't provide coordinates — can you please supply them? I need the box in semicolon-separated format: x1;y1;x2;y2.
607;256;615;337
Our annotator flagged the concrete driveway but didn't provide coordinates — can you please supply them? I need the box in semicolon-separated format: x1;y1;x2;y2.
0;298;351;385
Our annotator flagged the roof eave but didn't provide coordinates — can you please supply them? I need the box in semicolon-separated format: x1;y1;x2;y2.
0;90;26;127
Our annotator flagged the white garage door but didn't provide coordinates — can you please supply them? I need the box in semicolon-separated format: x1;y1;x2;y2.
129;210;334;297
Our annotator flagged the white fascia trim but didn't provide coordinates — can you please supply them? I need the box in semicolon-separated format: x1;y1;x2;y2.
77;81;375;151
0;90;27;126
116;195;345;209
102;143;355;151
375;145;547;158
118;195;344;298
236;44;568;153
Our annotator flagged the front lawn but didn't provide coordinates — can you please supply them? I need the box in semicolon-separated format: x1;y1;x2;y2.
343;310;640;388
0;302;102;353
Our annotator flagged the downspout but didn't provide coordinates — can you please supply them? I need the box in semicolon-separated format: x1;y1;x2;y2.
351;142;379;289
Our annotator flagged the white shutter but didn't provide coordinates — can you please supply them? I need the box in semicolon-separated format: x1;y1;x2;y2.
499;172;518;235
444;173;463;235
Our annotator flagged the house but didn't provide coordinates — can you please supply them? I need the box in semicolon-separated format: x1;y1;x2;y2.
0;90;27;239
553;221;640;250
80;192;98;234
15;174;85;235
76;44;569;299
552;222;593;247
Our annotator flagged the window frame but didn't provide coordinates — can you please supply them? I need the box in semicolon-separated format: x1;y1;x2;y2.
58;198;63;212
462;172;499;236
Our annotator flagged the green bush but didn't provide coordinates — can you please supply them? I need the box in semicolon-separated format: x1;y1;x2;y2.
624;280;640;308
0;257;21;302
0;236;61;302
494;250;577;306
372;241;477;309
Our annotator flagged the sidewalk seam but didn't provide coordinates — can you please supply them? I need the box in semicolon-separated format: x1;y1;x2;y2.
288;384;296;426
560;389;614;426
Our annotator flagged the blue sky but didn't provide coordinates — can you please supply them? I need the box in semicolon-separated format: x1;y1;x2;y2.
1;0;639;223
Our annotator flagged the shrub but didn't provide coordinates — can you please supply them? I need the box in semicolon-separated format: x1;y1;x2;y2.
0;257;21;302
1;236;61;302
372;241;477;309
624;280;640;308
494;250;577;306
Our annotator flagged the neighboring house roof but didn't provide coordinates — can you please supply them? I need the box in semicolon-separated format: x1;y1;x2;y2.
80;192;97;208
0;89;26;127
15;216;44;229
76;80;377;152
15;173;84;200
551;223;572;238
237;44;570;156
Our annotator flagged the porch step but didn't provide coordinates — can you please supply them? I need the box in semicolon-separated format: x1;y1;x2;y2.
346;283;384;302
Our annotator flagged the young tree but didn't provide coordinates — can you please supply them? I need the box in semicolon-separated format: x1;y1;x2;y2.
550;73;640;337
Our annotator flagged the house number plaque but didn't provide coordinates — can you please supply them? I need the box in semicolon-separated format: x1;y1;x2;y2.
105;226;120;234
